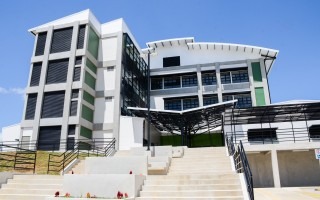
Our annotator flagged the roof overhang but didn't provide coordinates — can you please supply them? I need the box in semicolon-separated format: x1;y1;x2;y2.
147;37;194;49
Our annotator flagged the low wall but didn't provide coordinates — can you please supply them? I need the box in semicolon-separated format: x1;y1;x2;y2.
247;153;274;187
85;156;148;175
57;174;144;199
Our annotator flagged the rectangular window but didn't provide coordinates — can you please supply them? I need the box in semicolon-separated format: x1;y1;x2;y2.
151;77;163;90
220;72;231;84
163;56;180;67
71;89;79;99
38;126;61;150
67;137;75;150
35;32;47;56
234;93;252;108
222;94;233;102
75;56;82;65
25;93;37;120
252;62;263;82
86;58;97;74
50;27;73;53
255;87;266;106
70;101;78;116
202;73;216;85
46;59;69;84
164;76;181;89
73;67;81;82
84;71;96;89
164;99;182;111
183;98;199;110
80;126;92;139
232;70;249;83
83;91;95;105
30;62;42;86
41;91;65;118
68;125;76;135
247;128;277;142
309;125;320;139
182;74;197;87
82;104;94;122
88;27;99;59
77;25;86;49
203;95;219;106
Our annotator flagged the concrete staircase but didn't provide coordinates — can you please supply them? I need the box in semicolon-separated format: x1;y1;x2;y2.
0;175;63;200
136;147;244;200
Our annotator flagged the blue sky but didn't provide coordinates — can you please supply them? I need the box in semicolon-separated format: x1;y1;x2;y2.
0;0;319;132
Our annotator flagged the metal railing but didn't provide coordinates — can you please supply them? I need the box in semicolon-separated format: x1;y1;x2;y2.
47;138;116;174
0;144;37;174
225;127;318;145
226;137;254;200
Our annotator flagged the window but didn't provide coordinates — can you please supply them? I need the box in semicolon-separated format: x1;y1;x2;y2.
30;62;42;86
68;125;76;135
202;73;216;85
220;72;231;84
164;76;181;89
232;70;249;83
223;94;233;102
35;32;47;56
77;25;86;49
70;101;78;116
46;59;69;84
73;67;81;82
183;98;199;110
182;74;197;87
38;126;61;150
247;128;277;142
164;99;182;111
41;91;65;118
309;125;320;139
163;56;180;67
234;94;252;108
107;66;115;71
203;95;219;106
151;77;163;90
25;93;37;120
50;27;73;53
75;56;82;65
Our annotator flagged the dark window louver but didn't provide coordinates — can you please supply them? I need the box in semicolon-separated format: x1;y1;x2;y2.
30;62;42;86
46;59;69;84
75;56;82;65
35;32;47;56
50;27;73;53
67;137;75;150
73;67;81;81
41;91;65;118
38;126;61;151
25;93;37;120
70;101;78;116
68;125;76;135
71;89;79;99
77;25;86;49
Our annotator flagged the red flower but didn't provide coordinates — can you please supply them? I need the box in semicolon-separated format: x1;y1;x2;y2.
117;191;123;199
129;170;132;174
124;193;128;198
55;191;60;197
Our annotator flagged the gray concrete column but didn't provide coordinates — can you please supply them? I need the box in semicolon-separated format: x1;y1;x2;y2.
215;63;223;103
196;65;203;107
271;149;281;188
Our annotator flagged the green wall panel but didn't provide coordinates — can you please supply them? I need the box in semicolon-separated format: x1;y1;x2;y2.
80;126;92;139
88;27;99;59
160;133;223;147
83;91;95;105
84;71;96;89
81;104;94;122
252;62;262;82
86;58;97;74
255;87;266;106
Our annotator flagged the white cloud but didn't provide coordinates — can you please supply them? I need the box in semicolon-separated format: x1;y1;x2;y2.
0;87;25;97
0;87;9;94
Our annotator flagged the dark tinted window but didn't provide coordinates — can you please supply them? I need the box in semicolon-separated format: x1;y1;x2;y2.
30;62;42;86
202;73;217;85
248;128;277;142
182;74;197;87
151;77;163;90
221;72;231;84
41;91;65;118
309;125;320;139
35;32;47;56
73;67;81;82
46;59;69;84
232;70;249;83
50;27;73;53
164;99;182;111
183;98;199;110
203;95;219;106
25;93;37;120
164;76;180;89
163;56;180;67
38;126;61;150
77;25;86;49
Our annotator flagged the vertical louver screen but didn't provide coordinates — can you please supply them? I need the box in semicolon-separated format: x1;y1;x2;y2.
75;56;82;65
68;125;76;135
30;62;42;86
46;59;69;84
77;25;86;49
25;93;37;120
50;27;73;53
67;137;75;150
41;91;65;118
38;126;61;150
35;32;47;56
73;67;81;81
71;89;79;99
70;101;78;116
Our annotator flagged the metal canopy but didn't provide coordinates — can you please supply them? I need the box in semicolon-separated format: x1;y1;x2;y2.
224;102;320;125
128;100;236;135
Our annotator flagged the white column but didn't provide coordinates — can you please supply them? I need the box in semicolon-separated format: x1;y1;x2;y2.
215;63;223;102
271;149;281;188
197;65;203;107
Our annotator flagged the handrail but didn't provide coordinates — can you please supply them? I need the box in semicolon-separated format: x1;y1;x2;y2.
226;137;254;200
47;139;116;174
0;144;37;174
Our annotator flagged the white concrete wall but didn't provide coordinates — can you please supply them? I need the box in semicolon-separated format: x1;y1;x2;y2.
2;124;21;142
247;153;274;187
94;98;114;124
119;116;144;150
85;156;148;175
62;174;145;198
101;37;118;62
96;68;116;91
